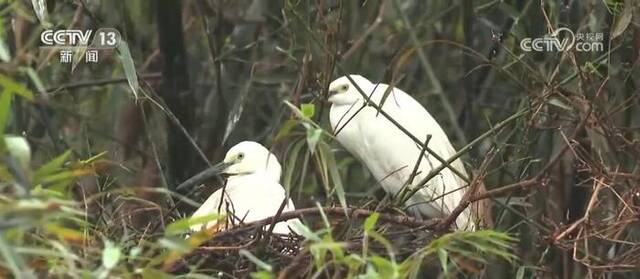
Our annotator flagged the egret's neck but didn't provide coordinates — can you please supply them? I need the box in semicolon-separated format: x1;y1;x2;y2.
329;99;366;133
263;158;282;181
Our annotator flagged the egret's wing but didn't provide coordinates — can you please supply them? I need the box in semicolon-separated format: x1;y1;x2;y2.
222;174;302;235
189;187;227;232
377;85;458;158
283;197;304;235
374;84;473;228
376;84;467;178
188;174;303;235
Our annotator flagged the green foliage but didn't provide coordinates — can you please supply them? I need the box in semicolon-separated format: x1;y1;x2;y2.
116;40;139;100
4;136;31;170
240;249;273;273
0;74;35;101
164;213;222;235
101;240;121;270
282;102;348;213
0;89;12;136
292;211;516;278
406;230;518;277
0;147;221;277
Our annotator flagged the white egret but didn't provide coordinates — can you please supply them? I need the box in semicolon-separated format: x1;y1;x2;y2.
327;75;474;230
176;141;301;235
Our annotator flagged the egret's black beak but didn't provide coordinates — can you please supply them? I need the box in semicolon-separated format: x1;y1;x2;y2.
324;89;339;104
175;161;232;191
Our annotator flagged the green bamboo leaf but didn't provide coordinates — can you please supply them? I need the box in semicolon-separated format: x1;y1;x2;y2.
29;0;52;28
116;40;139;99
318;142;348;214
129;247;142;260
102;240;121;269
283;139;305;192
140;268;173;279
0;90;12;135
273;119;299;142
283;101;303;117
313;202;331;232
370;256;398;278
222;86;250;144
314;141;329;187
79;151;108;164
21;67;46;94
239;249;272;272
0;74;34;101
39;167;95;184
305;125;322;154
165;213;221;235
0;32;10;62
289;221;321;242
301;103;315;118
0;233;33;277
44;224;85;243
377;82;395;115
364;212;379;232
612;0;633;38
368;231;395;258
548;98;572;111
251;271;275;279
516;266;526;279
438;249;449;278
33;150;72;183
157;237;190;254
71;45;88;73
5;136;31;169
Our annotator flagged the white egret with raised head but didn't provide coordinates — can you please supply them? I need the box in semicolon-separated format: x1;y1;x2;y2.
327;75;474;230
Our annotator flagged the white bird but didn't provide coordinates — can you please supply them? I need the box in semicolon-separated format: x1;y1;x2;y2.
327;75;474;230
177;141;302;235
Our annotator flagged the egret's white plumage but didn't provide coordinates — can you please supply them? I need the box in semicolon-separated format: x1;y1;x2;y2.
189;141;301;234
328;75;474;230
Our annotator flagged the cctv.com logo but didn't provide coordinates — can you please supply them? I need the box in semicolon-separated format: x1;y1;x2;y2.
520;28;604;52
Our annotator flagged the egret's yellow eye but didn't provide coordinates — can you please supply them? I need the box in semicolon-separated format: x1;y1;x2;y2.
237;152;245;160
340;84;349;91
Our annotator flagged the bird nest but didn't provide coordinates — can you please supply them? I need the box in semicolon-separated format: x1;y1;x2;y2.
166;206;442;277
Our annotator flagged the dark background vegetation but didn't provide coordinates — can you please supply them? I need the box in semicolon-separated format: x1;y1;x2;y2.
0;0;639;278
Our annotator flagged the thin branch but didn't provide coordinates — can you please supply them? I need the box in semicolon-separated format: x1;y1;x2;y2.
437;179;539;230
41;73;162;95
437;93;599;230
211;207;439;240
341;0;386;60
401;108;529;204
